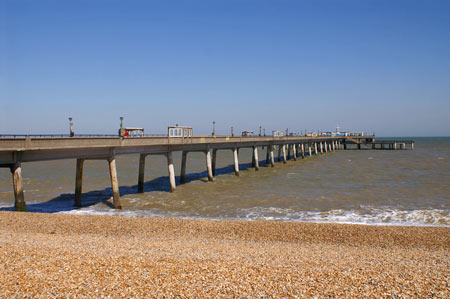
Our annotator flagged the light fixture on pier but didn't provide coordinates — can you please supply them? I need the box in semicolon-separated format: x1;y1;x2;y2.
68;117;74;137
212;121;216;136
231;126;234;137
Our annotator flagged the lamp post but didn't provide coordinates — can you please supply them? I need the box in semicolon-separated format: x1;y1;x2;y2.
231;126;234;137
212;121;216;136
259;126;262;136
120;117;124;137
263;128;266;136
68;117;74;137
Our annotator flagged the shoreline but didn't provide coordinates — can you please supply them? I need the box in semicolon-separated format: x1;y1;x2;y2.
1;211;449;296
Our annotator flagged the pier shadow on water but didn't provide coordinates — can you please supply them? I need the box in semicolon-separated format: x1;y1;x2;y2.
0;161;264;214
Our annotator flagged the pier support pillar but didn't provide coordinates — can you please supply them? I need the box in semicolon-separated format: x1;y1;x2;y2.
332;141;336;151
180;151;188;184
282;145;287;163
287;145;291;160
403;143;406;150
108;156;122;209
10;162;26;211
265;146;270;165
205;150;214;181
308;144;312;156
320;142;323;154
270;145;275;167
138;154;146;193
212;149;217;176
314;143;318;155
411;143;414;150
324;142;328;153
233;148;240;176
357;143;361;150
292;144;297;160
167;151;176;192
253;146;259;170
301;144;305;158
74;159;84;207
278;146;282;162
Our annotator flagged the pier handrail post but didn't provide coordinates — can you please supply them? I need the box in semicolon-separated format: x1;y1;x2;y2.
75;158;84;207
10;162;26;211
108;156;122;209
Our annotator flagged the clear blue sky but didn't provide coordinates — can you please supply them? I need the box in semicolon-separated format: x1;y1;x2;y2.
1;0;449;136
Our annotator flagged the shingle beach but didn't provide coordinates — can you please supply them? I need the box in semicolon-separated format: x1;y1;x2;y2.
1;212;449;297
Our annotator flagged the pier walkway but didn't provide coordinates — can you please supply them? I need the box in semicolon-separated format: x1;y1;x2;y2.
0;135;412;211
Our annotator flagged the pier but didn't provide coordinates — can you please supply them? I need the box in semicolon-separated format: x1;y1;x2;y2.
0;134;413;211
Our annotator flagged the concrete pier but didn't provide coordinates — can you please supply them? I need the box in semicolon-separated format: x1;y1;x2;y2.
167;152;176;192
10;162;26;211
1;134;385;210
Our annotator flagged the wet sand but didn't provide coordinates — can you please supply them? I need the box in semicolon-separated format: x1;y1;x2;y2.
1;212;449;297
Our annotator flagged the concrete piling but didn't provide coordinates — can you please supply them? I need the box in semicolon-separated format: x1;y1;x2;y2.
320;142;323;154
292;144;297;161
282;145;287;163
253;146;259;170
265;146;270;165
270;145;275;167
287;145;291;160
75;159;84;207
138;154;146;193
10;162;26;211
205;150;214;181
180;151;187;184
233;147;240;176
167;151;176;192
278;146;282;162
301;143;305;158
108;156;122;209
212;149;217;176
308;144;312;157
314;143;318;155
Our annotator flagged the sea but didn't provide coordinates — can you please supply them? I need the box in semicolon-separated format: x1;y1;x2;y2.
0;137;449;226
